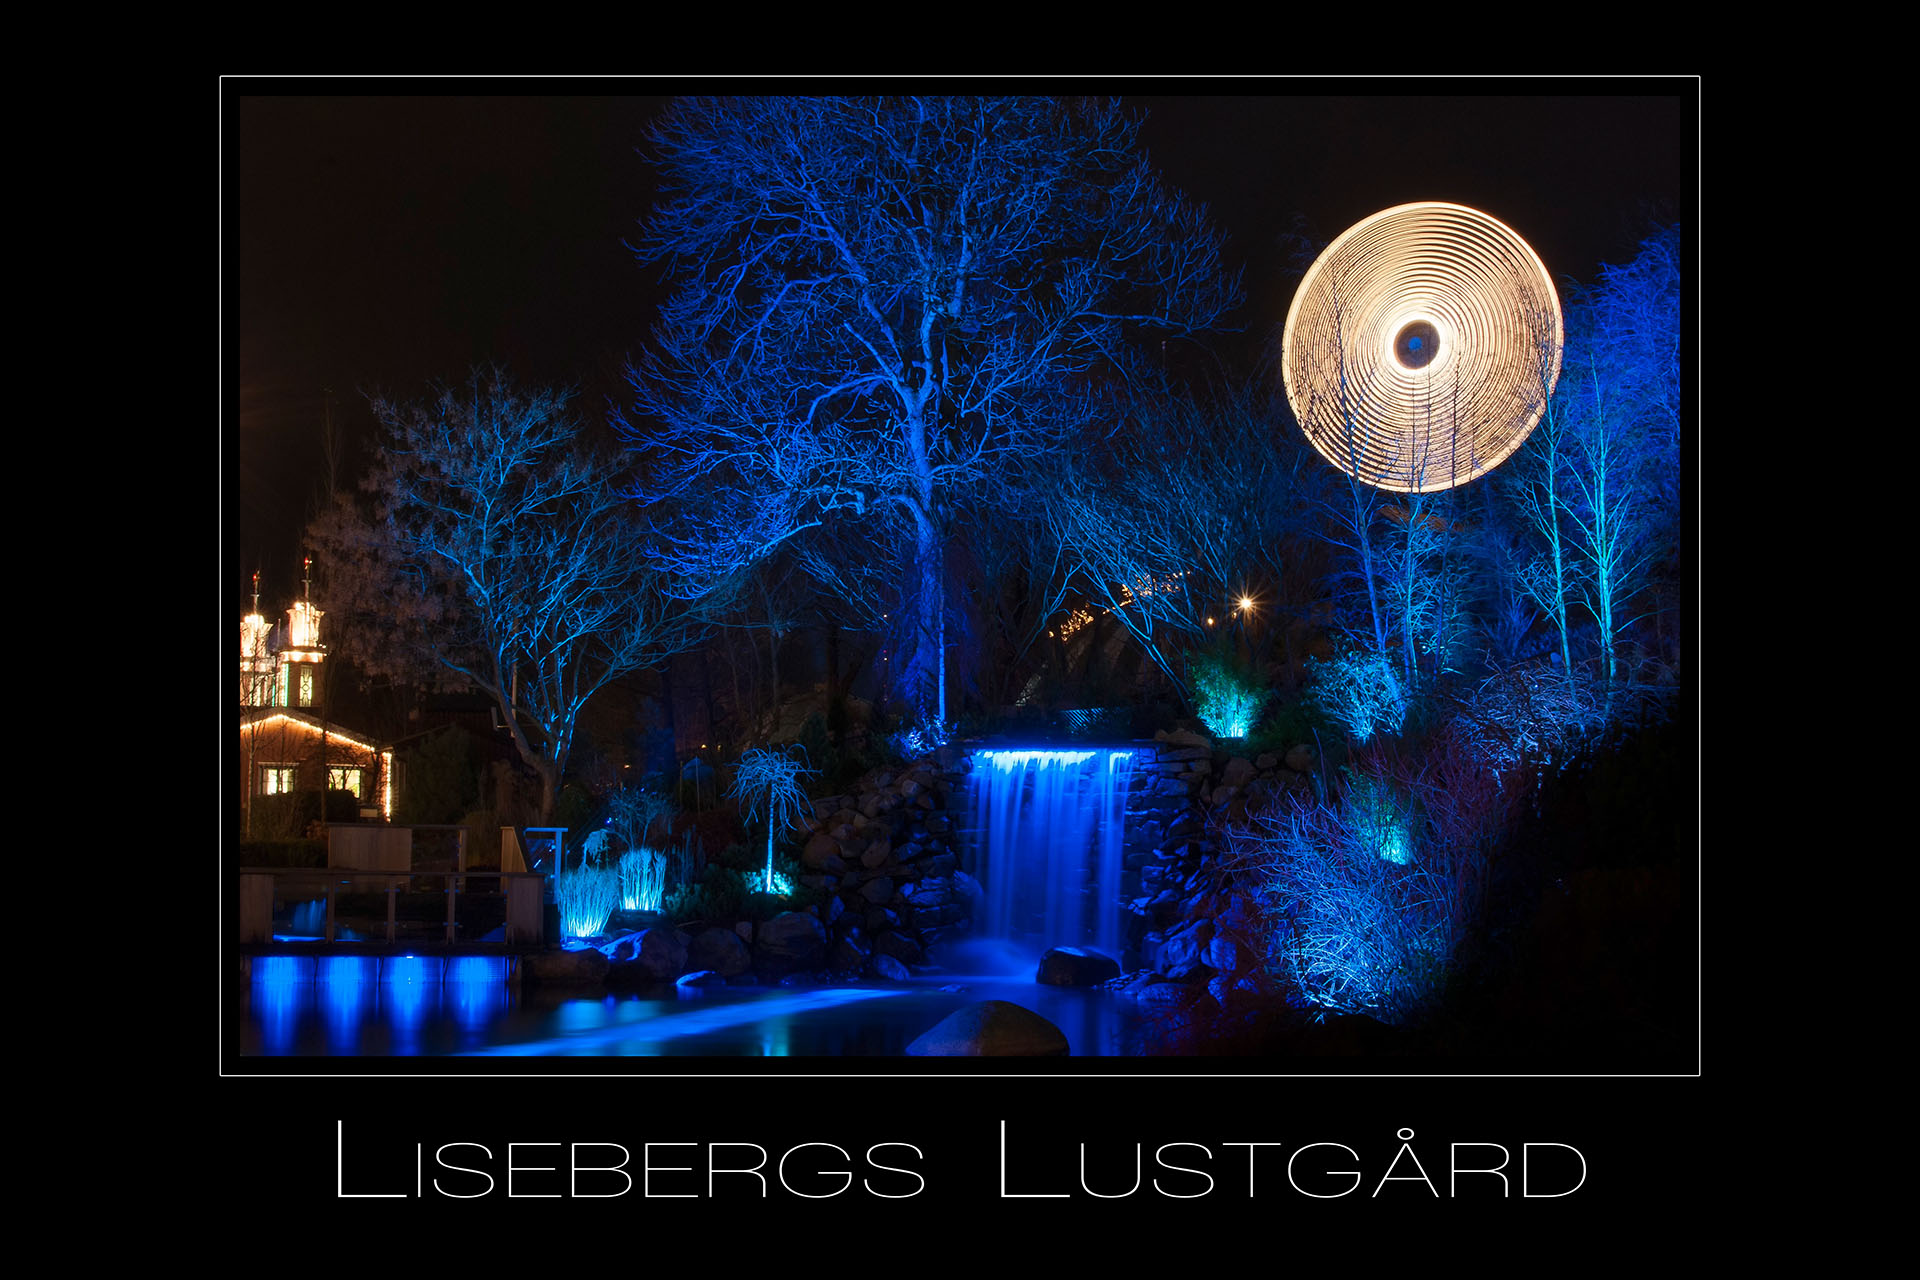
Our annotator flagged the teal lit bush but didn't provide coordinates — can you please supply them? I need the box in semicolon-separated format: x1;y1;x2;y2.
1306;645;1407;744
665;852;815;926
1190;651;1264;740
1229;733;1513;1026
556;864;620;939
618;848;667;912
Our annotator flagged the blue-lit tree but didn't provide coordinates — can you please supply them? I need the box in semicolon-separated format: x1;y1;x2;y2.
727;747;813;894
623;97;1240;727
314;369;710;820
1046;377;1312;704
1561;227;1682;692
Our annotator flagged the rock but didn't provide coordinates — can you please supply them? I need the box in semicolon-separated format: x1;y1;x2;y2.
1154;728;1213;750
906;1001;1070;1056
1160;920;1214;977
859;875;896;905
1132;980;1202;1007
874;931;925;967
688;928;753;977
676;969;727;988
905;876;954;908
832;934;871;974
754;911;828;972
802;831;841;869
521;947;609;987
1036;946;1122;986
1222;757;1256;788
607;927;689;987
1255;753;1279;771
1285;744;1317;773
860;839;892;869
870;953;911;982
1205;934;1250;973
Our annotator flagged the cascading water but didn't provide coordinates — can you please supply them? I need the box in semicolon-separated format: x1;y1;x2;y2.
967;749;1135;962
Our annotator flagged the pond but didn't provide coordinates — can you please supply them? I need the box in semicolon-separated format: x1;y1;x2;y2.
239;949;1152;1058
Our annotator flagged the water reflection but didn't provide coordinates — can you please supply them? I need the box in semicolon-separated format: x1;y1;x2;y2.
243;956;1147;1057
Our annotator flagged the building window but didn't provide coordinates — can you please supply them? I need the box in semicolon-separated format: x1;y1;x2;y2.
297;666;315;707
275;666;289;708
260;766;296;795
328;767;363;799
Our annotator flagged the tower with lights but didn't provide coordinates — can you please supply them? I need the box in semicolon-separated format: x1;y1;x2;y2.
238;559;389;835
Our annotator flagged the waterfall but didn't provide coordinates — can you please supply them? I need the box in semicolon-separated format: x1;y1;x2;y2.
968;749;1135;961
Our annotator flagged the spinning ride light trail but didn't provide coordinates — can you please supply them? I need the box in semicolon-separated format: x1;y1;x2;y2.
1282;202;1562;493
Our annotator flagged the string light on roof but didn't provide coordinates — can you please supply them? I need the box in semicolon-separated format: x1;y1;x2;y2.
1282;202;1562;493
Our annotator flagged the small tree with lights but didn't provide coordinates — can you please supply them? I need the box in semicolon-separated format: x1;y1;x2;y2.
727;748;814;894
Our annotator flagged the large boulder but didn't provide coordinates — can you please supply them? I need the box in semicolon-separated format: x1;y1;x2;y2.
521;946;609;987
1159;920;1215;978
754;910;828;972
606;927;689;987
687;927;753;978
906;1001;1070;1056
1036;946;1121;987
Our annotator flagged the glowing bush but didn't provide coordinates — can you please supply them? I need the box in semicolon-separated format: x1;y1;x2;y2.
605;788;677;851
1344;773;1413;865
618;848;667;912
556;864;620;939
1449;661;1662;780
1230;739;1510;1026
889;721;949;760
1307;646;1406;744
1191;652;1263;739
583;829;615;864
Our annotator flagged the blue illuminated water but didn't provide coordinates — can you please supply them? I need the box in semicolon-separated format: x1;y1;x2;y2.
240;961;1146;1057
969;748;1135;960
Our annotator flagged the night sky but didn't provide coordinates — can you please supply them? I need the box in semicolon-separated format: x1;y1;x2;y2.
229;85;1691;610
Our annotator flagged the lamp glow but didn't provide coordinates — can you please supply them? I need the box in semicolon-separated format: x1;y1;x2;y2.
1282;202;1561;493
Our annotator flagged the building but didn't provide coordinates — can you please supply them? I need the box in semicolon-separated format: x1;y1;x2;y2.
238;564;391;837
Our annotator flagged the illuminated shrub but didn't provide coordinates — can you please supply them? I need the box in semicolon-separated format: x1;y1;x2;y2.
1307;646;1407;744
1230;737;1511;1026
618;848;667;912
556;864;620;939
1191;652;1263;740
888;721;950;760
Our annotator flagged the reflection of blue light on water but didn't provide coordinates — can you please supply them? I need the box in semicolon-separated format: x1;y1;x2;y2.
447;958;510;1037
253;955;313;984
322;974;366;1053
461;987;906;1056
251;965;304;1054
447;956;508;984
318;956;376;984
384;955;437;985
246;951;518;1054
384;968;429;1054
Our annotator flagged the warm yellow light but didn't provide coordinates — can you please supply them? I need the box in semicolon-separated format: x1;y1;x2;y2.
287;600;324;648
240;712;381;756
1281;202;1562;493
1237;596;1254;613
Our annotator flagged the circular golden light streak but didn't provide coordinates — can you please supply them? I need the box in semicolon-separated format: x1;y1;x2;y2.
1281;202;1562;493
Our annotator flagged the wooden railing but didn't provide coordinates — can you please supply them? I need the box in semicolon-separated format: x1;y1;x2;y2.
238;867;546;949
